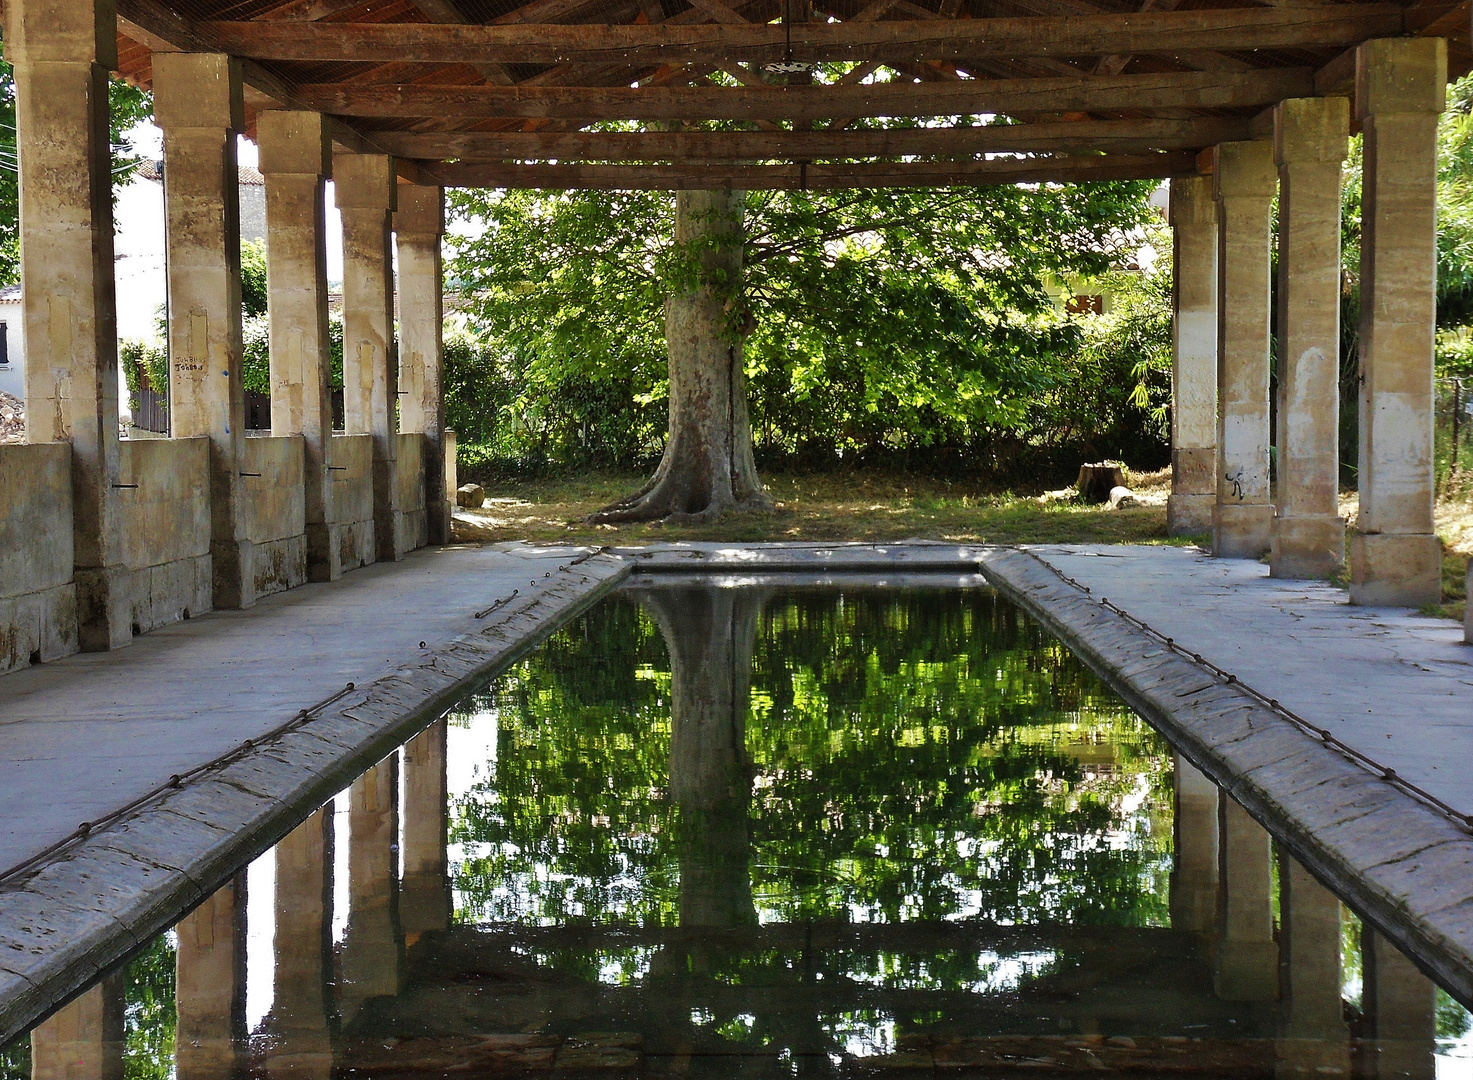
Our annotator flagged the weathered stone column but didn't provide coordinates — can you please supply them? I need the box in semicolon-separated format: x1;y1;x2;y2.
30;976;125;1080
1168;177;1219;535
401;720;451;937
258;111;337;583
1272;98;1350;580
395;186;450;545
153;53;254;610
1362;930;1437;1080
267;807;334;1080
339;753;403;1022
1213;140;1277;559
1214;795;1278;1001
1170;753;1218;936
1276;855;1348;1077
1350;38;1448;607
7;0;127;651
336;154;402;563
176;874;246;1080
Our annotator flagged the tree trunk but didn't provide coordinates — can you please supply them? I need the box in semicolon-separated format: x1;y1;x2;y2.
634;584;766;929
591;190;771;523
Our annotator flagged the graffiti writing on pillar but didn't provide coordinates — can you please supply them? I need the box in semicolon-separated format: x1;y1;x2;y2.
1225;469;1245;500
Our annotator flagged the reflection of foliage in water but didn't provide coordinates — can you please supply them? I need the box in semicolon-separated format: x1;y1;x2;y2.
450;588;1171;934
123;933;177;1080
0;1035;26;1080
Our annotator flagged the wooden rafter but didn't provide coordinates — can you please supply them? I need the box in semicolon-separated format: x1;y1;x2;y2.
195;6;1401;66
369;116;1251;159
421;151;1199;186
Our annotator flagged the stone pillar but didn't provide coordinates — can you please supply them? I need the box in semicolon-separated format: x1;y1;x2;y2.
1168;177;1219;536
175;874;246;1080
401;720;451;937
1212;140;1277;560
258;111;337;583
395;187;450;545
335;154;402;563
1171;753;1219;936
1350;39;1448;607
1272;98;1350;580
267;807;334;1080
339;753;403;1022
30;976;125;1080
1362;930;1437;1080
1215;795;1279;1001
153;53;254;610
1276;855;1348;1077
6;0;127;651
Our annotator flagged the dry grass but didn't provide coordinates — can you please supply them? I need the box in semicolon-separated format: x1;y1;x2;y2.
453;466;1189;548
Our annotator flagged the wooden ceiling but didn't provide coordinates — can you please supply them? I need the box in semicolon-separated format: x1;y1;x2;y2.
112;0;1472;188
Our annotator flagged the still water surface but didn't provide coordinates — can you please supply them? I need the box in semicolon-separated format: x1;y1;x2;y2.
3;584;1470;1078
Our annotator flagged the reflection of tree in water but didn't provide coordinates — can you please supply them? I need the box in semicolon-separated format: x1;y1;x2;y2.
450;588;1171;943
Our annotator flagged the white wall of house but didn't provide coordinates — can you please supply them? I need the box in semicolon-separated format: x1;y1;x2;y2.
0;289;25;400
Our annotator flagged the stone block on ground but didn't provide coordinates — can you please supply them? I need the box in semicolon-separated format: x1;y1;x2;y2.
456;483;485;509
1077;462;1125;503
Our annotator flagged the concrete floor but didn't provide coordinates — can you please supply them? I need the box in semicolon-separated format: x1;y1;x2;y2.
1023;544;1473;817
0;542;608;874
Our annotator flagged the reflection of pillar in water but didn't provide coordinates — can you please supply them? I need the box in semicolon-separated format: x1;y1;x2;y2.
1362;930;1436;1080
176;874;247;1079
1171;754;1219;936
401;721;451;937
1276;855;1348;1077
266;806;334;1080
638;586;763;930
31;977;125;1080
1214;796;1279;1001
339;753;404;1022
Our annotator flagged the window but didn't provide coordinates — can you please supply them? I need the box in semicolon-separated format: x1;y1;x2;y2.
0;322;9;365
1066;295;1104;315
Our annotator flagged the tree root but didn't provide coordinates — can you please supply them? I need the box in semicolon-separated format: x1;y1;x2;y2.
587;487;774;525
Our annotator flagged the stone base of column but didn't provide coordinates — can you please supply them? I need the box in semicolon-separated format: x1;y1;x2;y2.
1213;503;1274;559
1168;493;1215;535
1270;514;1345;579
306;522;344;583
372;457;402;563
211;538;257;610
401;872;450;936
74;566;135;652
429;500;453;546
1214;941;1280;1001
1349;533;1442;607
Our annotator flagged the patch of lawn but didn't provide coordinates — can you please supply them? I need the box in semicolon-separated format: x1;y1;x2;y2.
452;468;1199;548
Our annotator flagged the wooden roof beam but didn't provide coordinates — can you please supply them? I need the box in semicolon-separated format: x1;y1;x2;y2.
195;5;1403;66
371;116;1251;159
420;152;1200;187
297;67;1318;121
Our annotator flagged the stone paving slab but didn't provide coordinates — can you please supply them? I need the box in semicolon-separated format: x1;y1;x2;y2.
980;546;1473;1004
608;540;987;572
1020;544;1473;816
0;544;630;1043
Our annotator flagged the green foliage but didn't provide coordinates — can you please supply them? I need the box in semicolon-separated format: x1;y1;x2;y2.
449;588;1173;930
0;52;153;287
240;311;344;398
122;934;176;1080
120;338;170;407
447;178;1166;480
240;239;268;318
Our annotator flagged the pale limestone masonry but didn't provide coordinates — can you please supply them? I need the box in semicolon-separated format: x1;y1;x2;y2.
9;0;128;651
242;436;309;598
329;432;379;578
115;438;213;634
336;154;405;562
153;53;255;610
1272;97;1349;579
1351;38;1447;607
0;444;77;673
175;876;245;1080
1212;140;1276;559
1167;176;1218;536
397;432;430;554
396;187;452;546
259;111;339;582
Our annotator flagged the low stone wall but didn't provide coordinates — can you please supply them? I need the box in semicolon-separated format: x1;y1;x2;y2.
0;443;77;672
116;437;212;634
330;434;376;575
395;433;428;556
244;435;308;599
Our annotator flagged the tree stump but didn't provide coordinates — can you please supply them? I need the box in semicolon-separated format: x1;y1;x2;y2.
1077;462;1126;504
